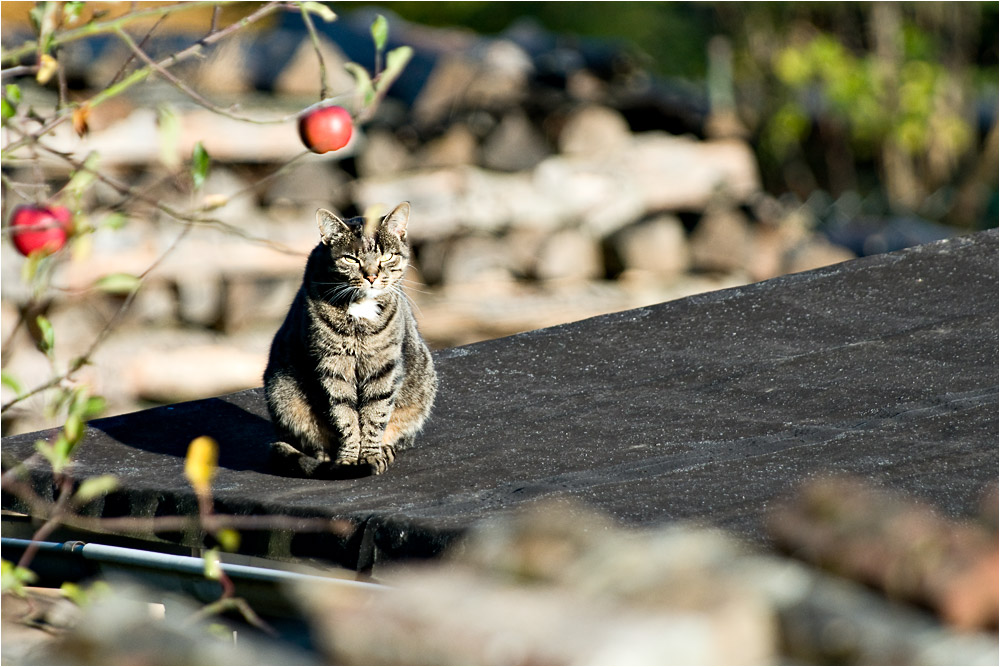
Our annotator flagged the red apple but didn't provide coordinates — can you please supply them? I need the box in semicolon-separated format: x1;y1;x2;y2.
298;104;353;154
9;205;72;256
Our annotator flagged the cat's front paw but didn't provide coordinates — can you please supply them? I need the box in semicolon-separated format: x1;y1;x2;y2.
362;446;395;475
334;453;359;466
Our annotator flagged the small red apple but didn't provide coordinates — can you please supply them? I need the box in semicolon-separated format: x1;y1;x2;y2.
8;205;72;256
298;104;353;154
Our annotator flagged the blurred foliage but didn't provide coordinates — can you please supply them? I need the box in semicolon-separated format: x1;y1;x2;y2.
382;1;997;229
381;1;718;78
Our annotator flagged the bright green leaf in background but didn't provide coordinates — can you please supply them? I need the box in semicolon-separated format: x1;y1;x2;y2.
73;475;119;504
344;62;375;107
1;559;37;596
63;412;83;443
62;1;86;26
65;152;100;198
60;581;110;607
378;46;413;95
94;272;141;295
300;1;337;23
371;14;388;52
191;141;210;190
35;315;54;356
1;371;23;397
101;212;128;230
157;106;181;170
1;84;20;123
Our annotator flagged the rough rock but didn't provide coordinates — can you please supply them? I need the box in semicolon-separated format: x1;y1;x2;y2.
273;35;356;98
196;36;254;94
614;214;690;278
689;204;754;273
440;235;517;286
534;228;605;282
782;237;857;275
413;41;533;127
558;105;632;156
262;162;350;211
481;110;551;172
414;123;478;169
356;129;412;178
126;343;266;403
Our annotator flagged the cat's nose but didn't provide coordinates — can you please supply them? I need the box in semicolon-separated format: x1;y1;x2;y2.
365;274;378;284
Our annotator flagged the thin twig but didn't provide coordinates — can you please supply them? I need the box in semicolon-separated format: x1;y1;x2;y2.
298;2;330;101
112;26;297;125
0;223;190;414
16;477;74;569
2;1;286;157
24;135;307;256
1;1;231;65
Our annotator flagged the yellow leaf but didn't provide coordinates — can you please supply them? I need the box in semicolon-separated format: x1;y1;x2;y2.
72;103;90;137
185;436;218;495
203;548;222;580
36;54;58;85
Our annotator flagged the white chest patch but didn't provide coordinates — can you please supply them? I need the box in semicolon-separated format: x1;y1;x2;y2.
347;298;381;321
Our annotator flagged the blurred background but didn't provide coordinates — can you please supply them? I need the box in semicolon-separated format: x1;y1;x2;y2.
2;2;997;436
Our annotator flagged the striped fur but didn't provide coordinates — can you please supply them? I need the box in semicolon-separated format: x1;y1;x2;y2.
264;202;437;476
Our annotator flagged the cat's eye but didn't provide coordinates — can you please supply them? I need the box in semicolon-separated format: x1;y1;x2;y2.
341;255;360;264
380;251;396;262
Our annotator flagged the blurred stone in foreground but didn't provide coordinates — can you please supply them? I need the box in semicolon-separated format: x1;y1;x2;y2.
11;581;309;666
768;476;1000;632
295;501;998;665
300;502;778;665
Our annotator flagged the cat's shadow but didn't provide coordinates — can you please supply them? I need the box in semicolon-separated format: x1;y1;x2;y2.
92;394;373;480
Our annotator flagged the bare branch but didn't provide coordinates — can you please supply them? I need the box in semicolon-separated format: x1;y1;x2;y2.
299;3;330;101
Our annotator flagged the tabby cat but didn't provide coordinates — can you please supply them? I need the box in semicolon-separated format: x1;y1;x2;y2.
264;202;437;476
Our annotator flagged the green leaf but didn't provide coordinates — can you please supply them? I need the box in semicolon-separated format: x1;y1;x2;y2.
60;582;86;605
82;396;106;419
371;14;388;53
53;433;73;469
63;412;84;445
94;272;141;295
344;62;375;107
1;371;23;397
65;152;99;198
2;559;37;596
157;106;180;169
375;45;412;96
301;1;336;22
101;212;127;230
61;580;110;606
5;84;21;104
73;475;118;504
21;251;46;284
34;439;61;472
191;141;210;190
1;98;14;122
63;1;85;24
35;315;54;355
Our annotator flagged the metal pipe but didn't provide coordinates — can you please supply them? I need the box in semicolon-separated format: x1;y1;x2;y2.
1;537;384;615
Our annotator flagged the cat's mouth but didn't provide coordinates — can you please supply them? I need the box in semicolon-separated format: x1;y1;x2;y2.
356;282;386;297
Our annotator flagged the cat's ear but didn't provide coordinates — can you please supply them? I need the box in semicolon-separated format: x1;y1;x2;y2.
316;209;351;245
381;202;410;239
